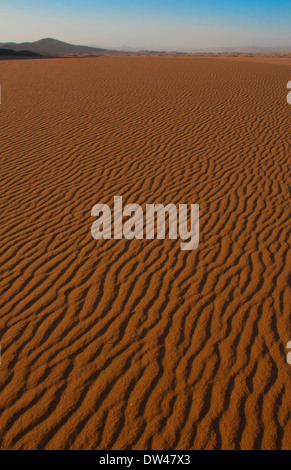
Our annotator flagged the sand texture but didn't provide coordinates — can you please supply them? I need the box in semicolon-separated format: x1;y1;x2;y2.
0;57;290;450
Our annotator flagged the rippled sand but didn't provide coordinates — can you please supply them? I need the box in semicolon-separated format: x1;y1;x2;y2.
0;57;290;450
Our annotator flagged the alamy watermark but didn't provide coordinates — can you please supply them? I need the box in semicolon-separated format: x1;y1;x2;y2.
287;81;291;105
91;196;199;251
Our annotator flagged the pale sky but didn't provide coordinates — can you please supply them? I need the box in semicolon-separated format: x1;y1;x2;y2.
1;0;291;50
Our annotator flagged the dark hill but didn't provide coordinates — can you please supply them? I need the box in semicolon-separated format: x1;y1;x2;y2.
0;38;111;56
0;48;41;57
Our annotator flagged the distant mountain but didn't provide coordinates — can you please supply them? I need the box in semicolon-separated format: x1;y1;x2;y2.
88;44;138;52
0;38;113;56
0;48;41;57
177;46;291;53
88;44;109;50
1;39;290;57
116;45;138;52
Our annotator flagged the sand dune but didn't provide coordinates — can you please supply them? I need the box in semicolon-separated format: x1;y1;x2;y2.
0;57;290;450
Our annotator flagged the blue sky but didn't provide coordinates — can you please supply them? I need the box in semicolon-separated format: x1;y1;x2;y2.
1;1;291;49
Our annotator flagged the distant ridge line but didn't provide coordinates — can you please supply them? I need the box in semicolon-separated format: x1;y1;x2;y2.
0;38;291;56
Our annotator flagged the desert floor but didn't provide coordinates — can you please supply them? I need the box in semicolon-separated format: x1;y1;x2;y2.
0;57;290;450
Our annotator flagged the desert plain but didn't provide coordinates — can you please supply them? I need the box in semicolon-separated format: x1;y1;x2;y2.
0;56;290;450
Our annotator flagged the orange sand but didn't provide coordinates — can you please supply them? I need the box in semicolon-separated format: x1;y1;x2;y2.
0;57;290;450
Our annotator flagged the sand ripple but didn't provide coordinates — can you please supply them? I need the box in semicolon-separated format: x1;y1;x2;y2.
0;57;290;449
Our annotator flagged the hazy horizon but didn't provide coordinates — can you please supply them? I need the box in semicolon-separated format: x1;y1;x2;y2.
1;0;291;50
